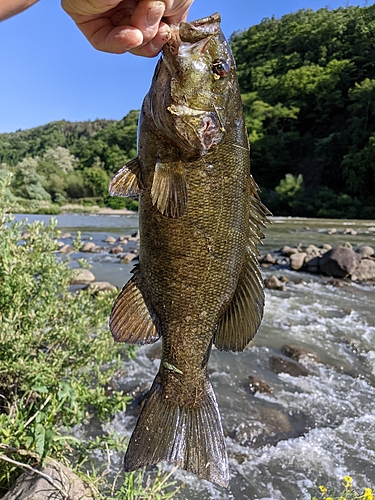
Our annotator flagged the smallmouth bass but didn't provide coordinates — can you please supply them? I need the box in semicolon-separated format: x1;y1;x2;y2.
109;13;270;487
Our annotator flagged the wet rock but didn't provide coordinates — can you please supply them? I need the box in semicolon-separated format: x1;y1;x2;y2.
104;236;117;244
128;231;140;242
119;235;130;243
232;407;313;448
109;245;124;255
326;277;350;287
60;232;72;239
80;242;97;252
121;381;150;416
279;275;289;283
327;228;337;235
343;227;357;235
290;252;307;271
275;257;290;266
321;243;333;251
59;244;75;254
304;255;320;273
304;244;321;257
356;245;375;258
280;245;298;256
247;375;274;394
281;344;320;363
120;252;137;264
146;342;163;361
319;246;361;278
83;281;118;293
344;337;362;353
269;355;309;377
351;259;375;281
264;275;286;291
2;460;94;500
70;269;96;284
258;253;276;264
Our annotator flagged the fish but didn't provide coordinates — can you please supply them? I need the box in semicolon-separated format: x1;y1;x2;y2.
108;12;270;488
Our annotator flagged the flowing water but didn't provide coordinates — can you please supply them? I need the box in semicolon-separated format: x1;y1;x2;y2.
16;214;375;498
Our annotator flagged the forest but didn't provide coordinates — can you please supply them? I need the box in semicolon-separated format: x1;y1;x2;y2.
0;4;374;218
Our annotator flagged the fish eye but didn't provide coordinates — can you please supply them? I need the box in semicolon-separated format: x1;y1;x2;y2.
212;59;230;78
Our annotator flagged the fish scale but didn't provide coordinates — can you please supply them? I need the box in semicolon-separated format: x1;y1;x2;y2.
108;12;270;487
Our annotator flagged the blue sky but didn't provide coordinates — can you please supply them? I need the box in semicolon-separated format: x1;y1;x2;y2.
0;0;365;133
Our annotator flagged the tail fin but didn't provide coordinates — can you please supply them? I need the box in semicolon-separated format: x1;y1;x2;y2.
124;374;229;487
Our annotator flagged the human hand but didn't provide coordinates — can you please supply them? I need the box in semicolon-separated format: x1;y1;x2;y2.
61;0;194;56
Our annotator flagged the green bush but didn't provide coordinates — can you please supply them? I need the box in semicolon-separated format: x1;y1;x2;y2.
0;177;178;499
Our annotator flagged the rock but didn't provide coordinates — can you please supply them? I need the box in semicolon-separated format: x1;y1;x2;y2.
279;275;289;283
118;235;129;243
319;246;361;278
321;243;333;251
356;245;375;258
60;232;72;239
83;281;118;293
70;269;96;284
290;252;307;271
2;460;93;500
281;344;320;363
351;259;375;281
120;252;137;264
109;245;124;254
264;275;286;291
258;253;276;264
232;407;313;448
304;244;321;257
304;255;320;273
269;355;309;377
104;236;117;244
280;245;298;256
247;375;274;394
327;228;337;235
80;242;97;252
59;244;75;254
326;277;350;287
128;231;140;242
343;228;357;235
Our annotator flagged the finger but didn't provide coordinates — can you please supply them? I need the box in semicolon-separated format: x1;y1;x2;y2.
129;23;171;57
163;0;194;24
76;17;144;53
130;0;166;44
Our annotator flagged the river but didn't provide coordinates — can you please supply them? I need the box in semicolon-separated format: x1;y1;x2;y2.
16;214;375;499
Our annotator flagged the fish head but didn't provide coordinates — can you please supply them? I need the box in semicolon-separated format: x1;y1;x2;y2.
149;13;237;154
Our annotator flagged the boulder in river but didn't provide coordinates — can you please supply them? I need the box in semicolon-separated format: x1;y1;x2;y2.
319;246;361;278
70;269;96;284
356;245;375;258
264;275;286;291
281;344;320;363
2;460;93;500
247;375;274;394
351;259;375;281
120;252;137;264
104;236;117;244
269;355;309;377
290;252;307;271
80;242;98;252
83;281;118;293
109;245;124;255
59;244;75;254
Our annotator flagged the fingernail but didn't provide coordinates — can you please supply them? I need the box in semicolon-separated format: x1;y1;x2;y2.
147;1;165;27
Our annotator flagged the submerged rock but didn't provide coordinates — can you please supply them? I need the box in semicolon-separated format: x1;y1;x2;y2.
281;344;320;363
269;355;309;377
264;275;286;291
247;375;274;394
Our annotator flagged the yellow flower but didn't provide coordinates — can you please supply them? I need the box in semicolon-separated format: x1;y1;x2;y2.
363;487;374;500
326;497;333;500
343;475;353;484
319;485;328;494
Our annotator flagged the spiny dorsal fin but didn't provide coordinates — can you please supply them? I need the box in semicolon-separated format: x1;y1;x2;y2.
151;160;188;218
110;266;160;344
108;157;142;198
214;246;265;352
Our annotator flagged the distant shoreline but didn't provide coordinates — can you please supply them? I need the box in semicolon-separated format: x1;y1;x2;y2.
59;204;137;215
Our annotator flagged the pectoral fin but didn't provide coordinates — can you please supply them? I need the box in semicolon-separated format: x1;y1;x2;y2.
214;247;265;352
215;178;270;352
109;157;143;198
110;265;160;344
151;160;188;218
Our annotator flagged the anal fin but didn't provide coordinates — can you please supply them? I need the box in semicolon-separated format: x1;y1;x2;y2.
110;266;160;344
151;160;187;218
109;157;143;198
214;247;265;352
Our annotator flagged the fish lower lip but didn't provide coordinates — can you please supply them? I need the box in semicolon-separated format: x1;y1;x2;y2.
167;104;211;116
